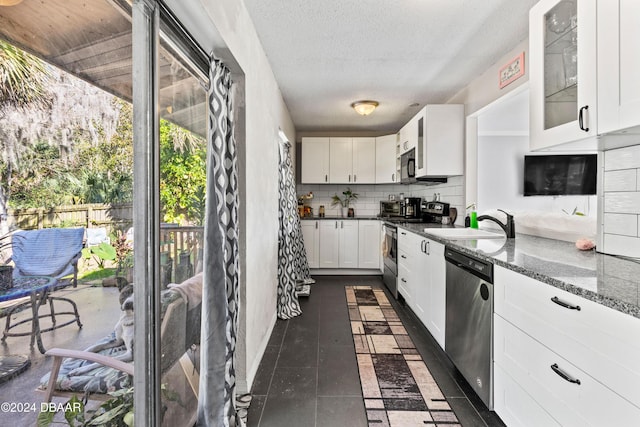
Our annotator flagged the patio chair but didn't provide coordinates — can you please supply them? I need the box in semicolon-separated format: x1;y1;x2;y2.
11;227;85;288
85;227;110;248
40;273;203;412
2;228;85;351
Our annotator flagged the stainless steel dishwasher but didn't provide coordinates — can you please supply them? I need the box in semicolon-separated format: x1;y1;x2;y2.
444;245;494;409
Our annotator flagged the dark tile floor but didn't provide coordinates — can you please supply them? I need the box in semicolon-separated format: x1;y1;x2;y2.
247;275;506;427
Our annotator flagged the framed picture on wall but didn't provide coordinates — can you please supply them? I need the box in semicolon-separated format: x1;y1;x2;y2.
499;52;525;89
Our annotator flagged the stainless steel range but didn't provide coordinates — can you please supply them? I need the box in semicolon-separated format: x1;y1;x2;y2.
382;223;397;298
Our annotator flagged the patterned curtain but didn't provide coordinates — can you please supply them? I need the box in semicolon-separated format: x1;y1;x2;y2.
198;59;241;427
276;139;311;319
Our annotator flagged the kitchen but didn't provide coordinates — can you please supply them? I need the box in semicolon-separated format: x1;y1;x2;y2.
163;0;640;426
271;0;640;425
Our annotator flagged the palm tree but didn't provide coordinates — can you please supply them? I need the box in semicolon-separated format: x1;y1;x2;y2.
0;40;51;233
0;40;50;109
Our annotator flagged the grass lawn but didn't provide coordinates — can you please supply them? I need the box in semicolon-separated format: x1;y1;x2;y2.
79;267;116;282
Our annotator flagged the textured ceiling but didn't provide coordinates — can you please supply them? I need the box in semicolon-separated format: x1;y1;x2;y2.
243;0;538;134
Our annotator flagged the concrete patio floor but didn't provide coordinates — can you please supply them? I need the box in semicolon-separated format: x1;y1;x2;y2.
0;284;121;425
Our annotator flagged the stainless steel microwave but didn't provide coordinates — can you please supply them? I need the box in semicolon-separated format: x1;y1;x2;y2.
401;148;416;184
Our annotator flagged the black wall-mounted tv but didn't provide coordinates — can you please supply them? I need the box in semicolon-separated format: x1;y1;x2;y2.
524;154;597;196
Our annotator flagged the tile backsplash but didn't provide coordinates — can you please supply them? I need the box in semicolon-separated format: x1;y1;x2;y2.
297;176;465;225
602;145;640;257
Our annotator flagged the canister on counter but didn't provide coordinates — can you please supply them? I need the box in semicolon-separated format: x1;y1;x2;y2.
319;205;325;217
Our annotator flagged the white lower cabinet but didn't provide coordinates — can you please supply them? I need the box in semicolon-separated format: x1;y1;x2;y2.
314;219;383;270
319;219;358;268
494;364;561;427
300;220;320;268
397;229;446;349
358;220;381;269
425;239;445;348
494;315;640;426
493;265;640;425
318;220;340;268
338;220;358;268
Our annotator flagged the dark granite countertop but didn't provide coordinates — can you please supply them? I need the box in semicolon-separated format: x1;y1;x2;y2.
396;223;640;320
300;216;382;220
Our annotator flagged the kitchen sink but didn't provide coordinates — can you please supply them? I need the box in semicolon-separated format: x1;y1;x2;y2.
424;228;504;239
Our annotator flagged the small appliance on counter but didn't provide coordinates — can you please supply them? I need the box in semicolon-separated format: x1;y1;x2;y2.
379;200;403;218
404;197;422;219
422;201;450;223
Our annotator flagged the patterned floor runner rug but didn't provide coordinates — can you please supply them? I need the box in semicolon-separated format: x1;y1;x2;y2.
346;285;461;427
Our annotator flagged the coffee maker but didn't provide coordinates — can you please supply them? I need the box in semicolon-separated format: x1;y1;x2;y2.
403;197;422;219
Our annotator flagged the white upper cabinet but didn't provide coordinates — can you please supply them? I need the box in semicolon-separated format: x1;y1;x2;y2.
329;137;354;183
375;134;397;183
529;0;597;150
399;115;418;155
415;105;464;178
597;0;640;135
352;137;376;183
301;137;330;183
301;137;377;184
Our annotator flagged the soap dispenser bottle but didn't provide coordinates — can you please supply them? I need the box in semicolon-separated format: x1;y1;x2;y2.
466;203;478;228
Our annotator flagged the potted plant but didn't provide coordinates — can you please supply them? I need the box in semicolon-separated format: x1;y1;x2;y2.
331;187;359;217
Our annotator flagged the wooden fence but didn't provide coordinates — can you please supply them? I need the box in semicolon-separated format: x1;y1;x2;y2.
7;203;204;285
8;203;133;232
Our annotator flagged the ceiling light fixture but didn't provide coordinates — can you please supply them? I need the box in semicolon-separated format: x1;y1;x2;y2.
0;0;24;6
351;100;379;116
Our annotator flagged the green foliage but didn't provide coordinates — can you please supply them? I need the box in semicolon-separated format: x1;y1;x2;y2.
159;120;207;225
82;242;116;269
4;98;133;209
0;40;51;109
331;187;359;207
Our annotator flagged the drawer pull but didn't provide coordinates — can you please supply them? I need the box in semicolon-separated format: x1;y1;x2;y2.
550;363;581;385
401;232;406;235
551;296;581;311
401;278;407;283
401;255;407;259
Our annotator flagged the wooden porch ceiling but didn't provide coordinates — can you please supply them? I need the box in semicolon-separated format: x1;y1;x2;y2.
0;0;206;137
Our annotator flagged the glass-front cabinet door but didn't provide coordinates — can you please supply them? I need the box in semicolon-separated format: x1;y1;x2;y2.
529;0;597;150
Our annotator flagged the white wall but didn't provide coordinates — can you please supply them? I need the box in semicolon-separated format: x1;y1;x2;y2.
167;0;295;391
477;135;596;216
447;39;529;211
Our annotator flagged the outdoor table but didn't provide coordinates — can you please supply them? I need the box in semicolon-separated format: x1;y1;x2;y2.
0;276;82;354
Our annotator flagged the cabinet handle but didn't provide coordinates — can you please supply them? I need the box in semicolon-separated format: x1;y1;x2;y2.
341;221;344;229
392;173;395;182
315;221;318;229
551;296;581;311
550;363;581;385
401;232;406;235
335;221;338;229
401;254;407;259
401;278;407;283
420;241;425;253
426;241;430;255
578;105;589;132
354;174;357;182
349;174;351;182
325;174;328;182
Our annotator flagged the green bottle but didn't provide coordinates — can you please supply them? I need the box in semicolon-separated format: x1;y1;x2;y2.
470;211;478;229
